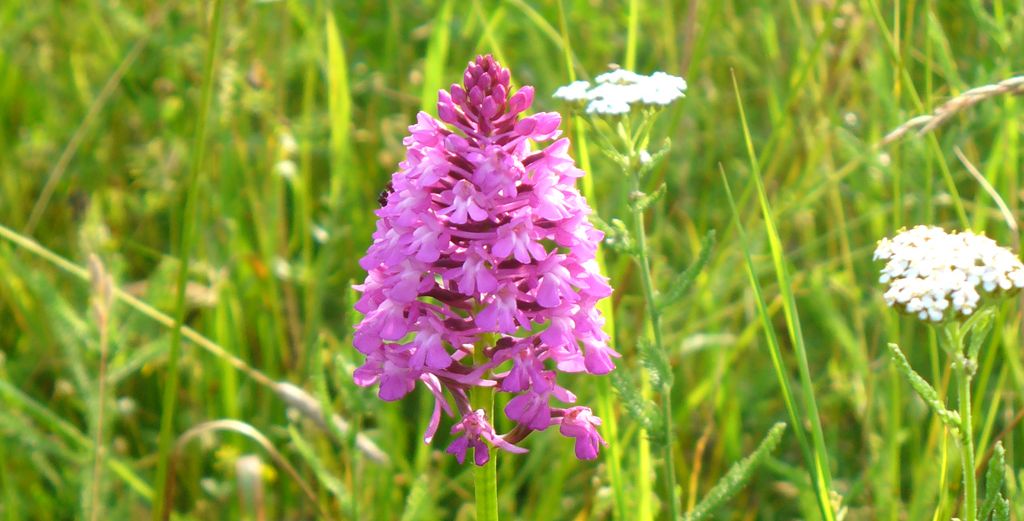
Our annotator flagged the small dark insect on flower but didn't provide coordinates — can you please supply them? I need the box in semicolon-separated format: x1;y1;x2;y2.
377;181;394;207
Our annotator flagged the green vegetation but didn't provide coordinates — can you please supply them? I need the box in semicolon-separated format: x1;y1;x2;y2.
2;1;1024;519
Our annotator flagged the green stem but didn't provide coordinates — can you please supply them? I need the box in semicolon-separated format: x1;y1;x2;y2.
474;447;498;521
631;174;678;520
957;359;976;521
473;335;499;521
151;2;224;519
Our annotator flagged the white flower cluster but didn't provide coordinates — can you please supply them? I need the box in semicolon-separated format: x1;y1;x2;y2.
553;69;687;115
874;225;1024;322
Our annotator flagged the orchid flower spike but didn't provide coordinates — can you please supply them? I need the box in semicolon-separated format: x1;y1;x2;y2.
353;55;615;465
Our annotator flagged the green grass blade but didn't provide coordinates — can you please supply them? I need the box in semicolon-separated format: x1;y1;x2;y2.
624;0;638;70
505;0;585;80
420;0;454;114
731;71;836;521
865;0;968;227
152;3;225;517
326;10;353;214
719;165;820;516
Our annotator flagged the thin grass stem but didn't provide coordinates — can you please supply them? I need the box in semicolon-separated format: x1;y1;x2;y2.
151;3;224;516
87;256;112;521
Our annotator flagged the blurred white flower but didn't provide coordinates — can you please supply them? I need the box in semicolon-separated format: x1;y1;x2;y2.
594;69;646;84
279;130;298;157
554;68;687;115
552;80;590;102
874;225;1024;322
273;256;292;279
117;397;137;417
274;159;297;180
586;94;632;115
312;224;330;244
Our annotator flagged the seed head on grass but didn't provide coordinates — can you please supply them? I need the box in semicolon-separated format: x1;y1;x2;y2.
353;55;615;465
874;225;1024;322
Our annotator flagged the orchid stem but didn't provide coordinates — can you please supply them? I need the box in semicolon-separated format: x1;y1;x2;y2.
473;336;499;521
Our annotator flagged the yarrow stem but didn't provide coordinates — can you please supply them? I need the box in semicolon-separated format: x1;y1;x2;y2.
630;172;678;519
948;323;977;521
555;67;687;520
873;226;1020;521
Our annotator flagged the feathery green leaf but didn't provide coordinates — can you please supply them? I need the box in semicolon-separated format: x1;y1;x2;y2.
885;342;962;430
657;229;716;310
683;423;787;521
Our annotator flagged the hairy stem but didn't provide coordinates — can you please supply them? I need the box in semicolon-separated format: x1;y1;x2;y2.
945;320;976;521
957;358;976;521
631;174;678;520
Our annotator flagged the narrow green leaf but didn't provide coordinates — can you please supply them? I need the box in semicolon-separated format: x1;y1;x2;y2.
630;183;667;213
657;229;716;310
683;423;787;521
981;442;1006;518
730;70;836;520
0;378;89;449
419;0;454;114
965;308;996;360
399;478;433;521
624;0;638;70
591;216;635;255
637;141;671;176
325;10;353;210
153;2;225;517
885;343;962;430
311;336;347;444
719;165;818;503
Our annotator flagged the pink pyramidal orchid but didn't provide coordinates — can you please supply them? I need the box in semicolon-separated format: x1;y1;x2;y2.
353;55;615;465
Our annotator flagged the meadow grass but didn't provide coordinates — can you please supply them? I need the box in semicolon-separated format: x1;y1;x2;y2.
2;1;1024;519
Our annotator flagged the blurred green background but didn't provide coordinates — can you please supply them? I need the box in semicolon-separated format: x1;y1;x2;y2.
2;0;1024;519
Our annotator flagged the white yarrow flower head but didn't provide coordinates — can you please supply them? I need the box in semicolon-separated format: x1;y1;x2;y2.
874;225;1024;322
552;80;590;102
553;68;687;116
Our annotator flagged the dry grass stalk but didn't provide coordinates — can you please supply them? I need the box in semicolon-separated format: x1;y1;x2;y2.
235;454;266;521
167;419;330;521
881;75;1024;146
87;255;113;521
0;224;389;466
274;382;389;464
